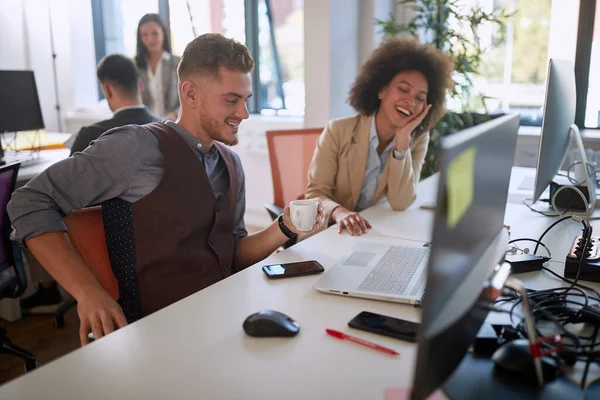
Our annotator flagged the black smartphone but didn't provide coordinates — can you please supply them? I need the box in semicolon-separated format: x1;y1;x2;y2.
262;260;325;279
348;311;420;342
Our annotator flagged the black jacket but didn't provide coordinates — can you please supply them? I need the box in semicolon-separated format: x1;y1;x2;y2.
70;107;158;155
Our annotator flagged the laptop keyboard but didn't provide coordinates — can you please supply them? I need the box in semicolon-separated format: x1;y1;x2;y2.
357;246;429;295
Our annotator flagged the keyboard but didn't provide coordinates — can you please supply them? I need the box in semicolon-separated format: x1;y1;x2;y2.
357;246;429;295
2;153;45;168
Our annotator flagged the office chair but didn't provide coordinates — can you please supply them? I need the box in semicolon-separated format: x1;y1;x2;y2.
63;206;119;301
52;206;120;328
62;200;142;324
264;128;322;220
0;162;38;371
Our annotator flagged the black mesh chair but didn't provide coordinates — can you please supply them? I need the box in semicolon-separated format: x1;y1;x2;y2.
0;162;37;371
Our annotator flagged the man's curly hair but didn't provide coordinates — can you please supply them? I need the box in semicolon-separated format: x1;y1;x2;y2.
348;38;454;135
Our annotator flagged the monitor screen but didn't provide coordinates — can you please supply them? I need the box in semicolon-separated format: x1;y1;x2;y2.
412;114;520;400
532;59;576;203
0;70;45;133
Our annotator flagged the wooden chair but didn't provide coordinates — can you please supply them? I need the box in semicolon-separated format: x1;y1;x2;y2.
264;128;323;220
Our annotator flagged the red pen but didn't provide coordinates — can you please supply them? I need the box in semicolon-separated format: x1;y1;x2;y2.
326;329;400;357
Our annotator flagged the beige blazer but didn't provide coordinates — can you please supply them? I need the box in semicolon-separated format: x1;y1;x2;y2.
305;113;430;230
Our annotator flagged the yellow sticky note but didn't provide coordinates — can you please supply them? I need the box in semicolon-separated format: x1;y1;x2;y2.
446;146;476;229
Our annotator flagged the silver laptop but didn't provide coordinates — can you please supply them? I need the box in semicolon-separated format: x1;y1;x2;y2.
314;242;429;304
314;113;521;306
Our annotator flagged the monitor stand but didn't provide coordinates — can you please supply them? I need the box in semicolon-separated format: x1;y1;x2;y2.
442;353;585;400
568;123;596;213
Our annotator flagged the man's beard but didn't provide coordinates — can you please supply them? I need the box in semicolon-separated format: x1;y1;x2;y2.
198;110;238;146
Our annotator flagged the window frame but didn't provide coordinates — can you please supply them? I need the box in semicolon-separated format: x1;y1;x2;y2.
91;0;291;115
90;0;169;99
575;0;597;129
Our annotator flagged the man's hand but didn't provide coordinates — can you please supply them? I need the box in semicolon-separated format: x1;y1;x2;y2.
395;104;432;150
331;206;372;236
77;288;128;346
282;200;324;234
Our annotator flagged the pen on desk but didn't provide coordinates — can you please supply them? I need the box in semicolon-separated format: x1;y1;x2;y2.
325;329;400;357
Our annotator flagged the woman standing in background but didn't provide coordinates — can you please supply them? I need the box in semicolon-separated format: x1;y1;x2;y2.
135;13;180;120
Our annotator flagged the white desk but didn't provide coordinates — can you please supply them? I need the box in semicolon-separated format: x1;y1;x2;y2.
15;148;70;186
0;167;598;399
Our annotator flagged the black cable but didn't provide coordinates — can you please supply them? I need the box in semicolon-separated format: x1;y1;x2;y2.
501;283;600;358
540;266;600;300
501;221;600;364
581;325;599;388
533;216;574;254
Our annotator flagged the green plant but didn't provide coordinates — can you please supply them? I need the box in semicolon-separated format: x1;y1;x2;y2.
376;0;512;177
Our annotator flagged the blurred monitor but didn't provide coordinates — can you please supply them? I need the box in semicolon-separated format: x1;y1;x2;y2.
0;70;45;133
0;70;45;165
532;59;592;204
411;114;519;400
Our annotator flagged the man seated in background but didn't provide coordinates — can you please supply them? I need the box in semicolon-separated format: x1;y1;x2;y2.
69;54;157;155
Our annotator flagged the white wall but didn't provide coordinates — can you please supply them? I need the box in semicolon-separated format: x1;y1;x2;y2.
0;0;29;69
303;0;394;128
0;0;98;132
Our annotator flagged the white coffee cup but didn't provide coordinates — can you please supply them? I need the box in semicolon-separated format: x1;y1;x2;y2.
290;200;318;232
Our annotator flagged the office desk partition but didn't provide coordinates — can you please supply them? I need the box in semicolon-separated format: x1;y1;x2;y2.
1;166;599;399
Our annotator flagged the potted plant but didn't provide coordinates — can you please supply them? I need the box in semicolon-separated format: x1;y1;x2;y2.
376;0;513;178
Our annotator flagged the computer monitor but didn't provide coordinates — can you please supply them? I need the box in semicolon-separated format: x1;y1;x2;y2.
411;114;520;400
532;59;595;209
0;70;45;164
0;70;45;133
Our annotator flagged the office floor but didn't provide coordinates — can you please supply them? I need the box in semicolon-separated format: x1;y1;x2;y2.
0;306;80;385
0;225;267;386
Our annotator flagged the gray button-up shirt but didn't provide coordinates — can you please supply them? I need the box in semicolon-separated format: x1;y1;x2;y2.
354;116;397;212
7;121;248;245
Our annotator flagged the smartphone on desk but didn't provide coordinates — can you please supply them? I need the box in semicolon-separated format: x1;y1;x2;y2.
348;311;420;342
262;260;325;279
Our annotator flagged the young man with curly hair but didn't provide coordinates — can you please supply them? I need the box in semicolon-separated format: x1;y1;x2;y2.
305;38;454;236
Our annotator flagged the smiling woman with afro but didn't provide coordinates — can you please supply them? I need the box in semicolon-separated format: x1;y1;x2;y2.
304;38;454;237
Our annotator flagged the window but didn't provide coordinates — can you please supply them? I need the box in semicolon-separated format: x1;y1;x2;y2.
446;0;600;131
91;0;161;58
585;2;600;128
454;0;579;126
91;0;305;116
254;0;304;116
168;0;246;56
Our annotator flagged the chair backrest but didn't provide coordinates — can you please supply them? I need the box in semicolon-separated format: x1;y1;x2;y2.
0;163;20;271
0;162;28;298
266;128;323;208
64;207;119;300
